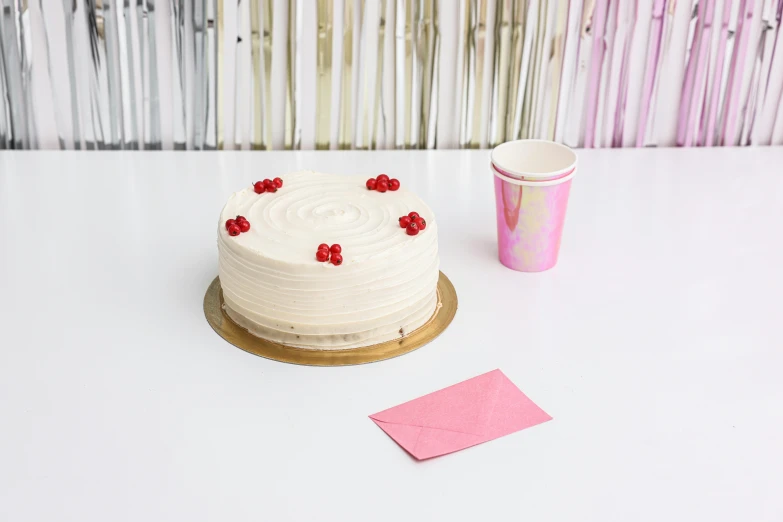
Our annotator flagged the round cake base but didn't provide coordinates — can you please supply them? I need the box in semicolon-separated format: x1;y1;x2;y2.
203;272;457;366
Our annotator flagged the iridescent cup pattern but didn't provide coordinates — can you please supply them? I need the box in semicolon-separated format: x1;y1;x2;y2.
490;140;577;272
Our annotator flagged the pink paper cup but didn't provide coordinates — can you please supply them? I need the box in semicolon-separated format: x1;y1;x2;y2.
491;140;577;272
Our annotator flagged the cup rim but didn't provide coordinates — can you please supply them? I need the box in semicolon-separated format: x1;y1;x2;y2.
490;162;574;182
492;164;575;187
491;139;578;179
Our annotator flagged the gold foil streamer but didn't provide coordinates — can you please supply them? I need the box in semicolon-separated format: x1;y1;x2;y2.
371;0;387;149
357;0;373;149
546;0;568;141
250;0;263;149
488;0;513;148
250;0;273;149
458;0;474;147
403;0;413;147
262;0;273;148
420;0;438;149
338;0;355;150
316;0;333;150
285;0;302;149
408;0;420;147
235;0;245;148
394;0;405;148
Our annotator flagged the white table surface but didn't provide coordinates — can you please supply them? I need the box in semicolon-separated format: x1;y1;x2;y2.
1;148;782;522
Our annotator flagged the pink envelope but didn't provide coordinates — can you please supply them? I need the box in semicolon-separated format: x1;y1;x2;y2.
370;369;552;460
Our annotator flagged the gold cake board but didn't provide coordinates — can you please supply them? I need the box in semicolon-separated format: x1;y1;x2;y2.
203;272;457;366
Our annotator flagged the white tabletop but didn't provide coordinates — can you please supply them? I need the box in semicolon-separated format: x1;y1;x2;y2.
1;148;782;522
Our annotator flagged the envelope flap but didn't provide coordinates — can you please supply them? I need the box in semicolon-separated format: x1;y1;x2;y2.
369;370;506;436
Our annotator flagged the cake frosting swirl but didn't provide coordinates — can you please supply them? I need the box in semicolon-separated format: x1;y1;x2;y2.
217;171;440;349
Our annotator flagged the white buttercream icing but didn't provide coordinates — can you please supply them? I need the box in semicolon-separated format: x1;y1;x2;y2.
217;171;440;349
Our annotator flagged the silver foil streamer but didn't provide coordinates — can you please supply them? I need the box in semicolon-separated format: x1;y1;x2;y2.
120;0;139;149
84;0;109;148
40;0;68;149
61;0;82;148
138;0;161;149
488;0;513;147
193;0;206;149
170;0;186;148
458;0;487;148
0;23;8;149
1;0;29;149
104;0;126;148
204;0;218;149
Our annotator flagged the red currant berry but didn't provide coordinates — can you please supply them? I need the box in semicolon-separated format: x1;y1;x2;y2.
406;222;419;236
235;215;247;222
330;244;342;254
316;249;330;262
408;211;420;220
254;181;266;193
414;217;426;230
331;253;343;266
225;219;237;230
377;180;389;192
227;223;241;236
399;216;412;228
389;178;400;191
264;179;276;192
376;174;390;183
238;220;251;233
273;177;283;188
366;178;377;190
318;243;329;251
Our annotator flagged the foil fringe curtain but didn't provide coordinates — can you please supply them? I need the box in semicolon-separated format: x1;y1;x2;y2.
3;0;783;150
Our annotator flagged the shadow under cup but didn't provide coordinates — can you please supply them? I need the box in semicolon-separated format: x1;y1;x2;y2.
491;140;577;272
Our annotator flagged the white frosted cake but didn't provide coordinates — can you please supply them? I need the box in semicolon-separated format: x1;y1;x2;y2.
217;171;440;350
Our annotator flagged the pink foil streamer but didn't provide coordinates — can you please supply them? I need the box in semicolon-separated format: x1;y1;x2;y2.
635;0;667;148
721;0;756;145
700;0;734;146
612;0;640;147
679;0;716;146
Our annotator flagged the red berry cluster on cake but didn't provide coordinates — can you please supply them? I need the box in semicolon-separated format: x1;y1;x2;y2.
217;170;439;350
365;173;400;192
315;243;343;265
